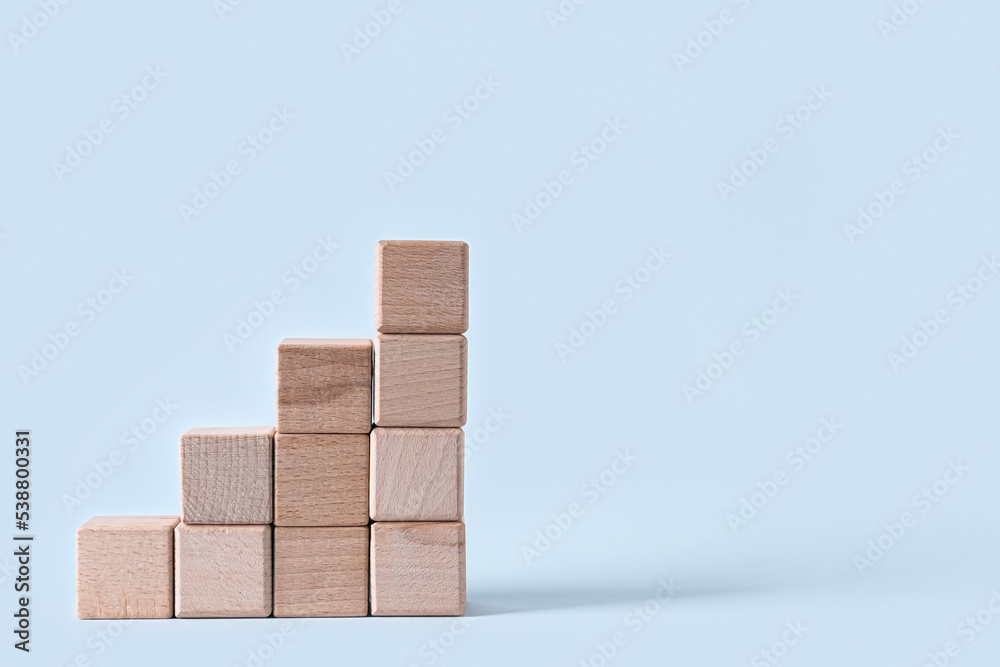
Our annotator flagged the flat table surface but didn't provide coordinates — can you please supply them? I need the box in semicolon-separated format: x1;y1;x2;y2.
47;581;999;666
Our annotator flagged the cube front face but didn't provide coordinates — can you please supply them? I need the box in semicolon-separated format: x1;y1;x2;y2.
277;338;372;434
76;516;179;619
375;240;469;334
374;334;468;427
174;524;272;618
274;433;369;526
370;428;463;522
370;522;466;616
273;527;369;617
180;427;274;524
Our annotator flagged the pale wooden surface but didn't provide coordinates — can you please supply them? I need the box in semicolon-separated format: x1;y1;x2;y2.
76;516;179;619
273;526;369;617
174;523;272;618
375;240;469;334
374;334;468;427
180;426;274;524
274;433;369;526
370;522;466;616
276;338;372;434
370;428;464;521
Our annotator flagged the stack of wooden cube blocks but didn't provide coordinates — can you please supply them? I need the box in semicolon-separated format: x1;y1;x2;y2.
76;240;468;619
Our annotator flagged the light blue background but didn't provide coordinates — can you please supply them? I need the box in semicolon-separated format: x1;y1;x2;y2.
2;1;999;665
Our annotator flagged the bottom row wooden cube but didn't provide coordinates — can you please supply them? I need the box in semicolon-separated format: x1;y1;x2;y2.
370;521;466;616
274;526;369;617
77;516;179;619
174;523;272;618
78;517;465;618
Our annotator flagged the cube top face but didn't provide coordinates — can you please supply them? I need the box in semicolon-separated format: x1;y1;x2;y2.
80;515;180;531
281;337;372;347
273;527;369;617
174;524;272;618
76;516;179;619
374;334;468;427
277;338;373;434
375;240;469;334
183;426;276;438
370;522;466;616
180;427;274;524
370;428;464;522
274;433;369;526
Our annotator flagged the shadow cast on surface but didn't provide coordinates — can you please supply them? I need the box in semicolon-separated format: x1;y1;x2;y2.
467;581;772;616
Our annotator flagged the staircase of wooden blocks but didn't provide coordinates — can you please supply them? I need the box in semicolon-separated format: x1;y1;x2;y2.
75;240;469;619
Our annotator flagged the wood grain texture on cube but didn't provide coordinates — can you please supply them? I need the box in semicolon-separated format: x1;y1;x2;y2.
174;524;272;618
274;527;369;617
277;338;372;434
180;427;274;524
370;522;466;616
370;428;463;521
374;334;467;427
274;433;369;526
375;240;469;334
77;516;179;619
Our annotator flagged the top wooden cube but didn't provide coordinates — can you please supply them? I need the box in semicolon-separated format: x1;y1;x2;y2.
277;338;372;434
375;240;469;334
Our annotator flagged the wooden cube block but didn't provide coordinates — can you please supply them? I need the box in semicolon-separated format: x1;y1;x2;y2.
375;240;469;334
371;522;466;616
273;526;369;617
174;524;272;618
277;338;372;434
180;427;274;524
374;334;467;427
274;433;369;526
370;428;463;521
76;516;179;619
